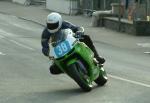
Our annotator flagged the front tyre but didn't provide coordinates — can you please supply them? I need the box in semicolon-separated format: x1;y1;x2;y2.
94;67;108;86
68;62;92;92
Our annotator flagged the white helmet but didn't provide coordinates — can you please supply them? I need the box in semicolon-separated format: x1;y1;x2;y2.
46;12;62;33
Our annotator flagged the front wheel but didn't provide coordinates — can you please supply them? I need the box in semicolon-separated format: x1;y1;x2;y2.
94;67;108;86
68;61;92;92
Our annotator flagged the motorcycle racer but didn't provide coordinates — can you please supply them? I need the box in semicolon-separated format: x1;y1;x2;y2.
41;12;105;74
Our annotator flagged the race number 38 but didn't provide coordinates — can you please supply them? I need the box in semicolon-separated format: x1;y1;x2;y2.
54;41;71;57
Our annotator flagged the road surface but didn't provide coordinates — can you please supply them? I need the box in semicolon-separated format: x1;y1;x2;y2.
0;13;150;103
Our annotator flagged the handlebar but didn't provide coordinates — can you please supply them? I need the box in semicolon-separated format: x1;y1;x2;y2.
75;27;84;39
79;27;84;33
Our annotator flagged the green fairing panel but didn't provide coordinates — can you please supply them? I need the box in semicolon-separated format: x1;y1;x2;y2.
54;42;99;80
74;42;100;80
74;42;94;65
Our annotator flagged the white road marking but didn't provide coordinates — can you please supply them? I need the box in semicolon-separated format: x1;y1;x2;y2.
0;52;5;55
144;52;150;54
9;40;34;51
137;43;150;54
12;23;36;31
108;74;150;88
0;29;34;51
0;35;5;39
0;29;16;37
137;43;150;48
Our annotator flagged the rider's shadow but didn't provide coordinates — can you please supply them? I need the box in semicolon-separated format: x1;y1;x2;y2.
33;87;87;102
13;84;106;103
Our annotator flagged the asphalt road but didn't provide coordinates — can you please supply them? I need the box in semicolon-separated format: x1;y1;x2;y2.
0;13;150;103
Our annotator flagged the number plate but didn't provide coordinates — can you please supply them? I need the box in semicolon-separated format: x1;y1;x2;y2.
54;40;71;58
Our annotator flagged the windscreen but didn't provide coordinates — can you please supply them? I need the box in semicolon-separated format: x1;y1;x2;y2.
51;29;72;47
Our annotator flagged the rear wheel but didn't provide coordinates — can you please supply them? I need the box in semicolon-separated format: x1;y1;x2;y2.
68;61;92;92
94;67;108;86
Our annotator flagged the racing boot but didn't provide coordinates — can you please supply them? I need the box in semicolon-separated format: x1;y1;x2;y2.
97;56;105;64
49;64;63;75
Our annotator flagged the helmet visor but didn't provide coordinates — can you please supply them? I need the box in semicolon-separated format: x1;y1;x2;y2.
47;22;59;30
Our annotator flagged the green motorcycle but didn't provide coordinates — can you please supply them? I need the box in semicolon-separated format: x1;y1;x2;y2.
49;28;108;92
